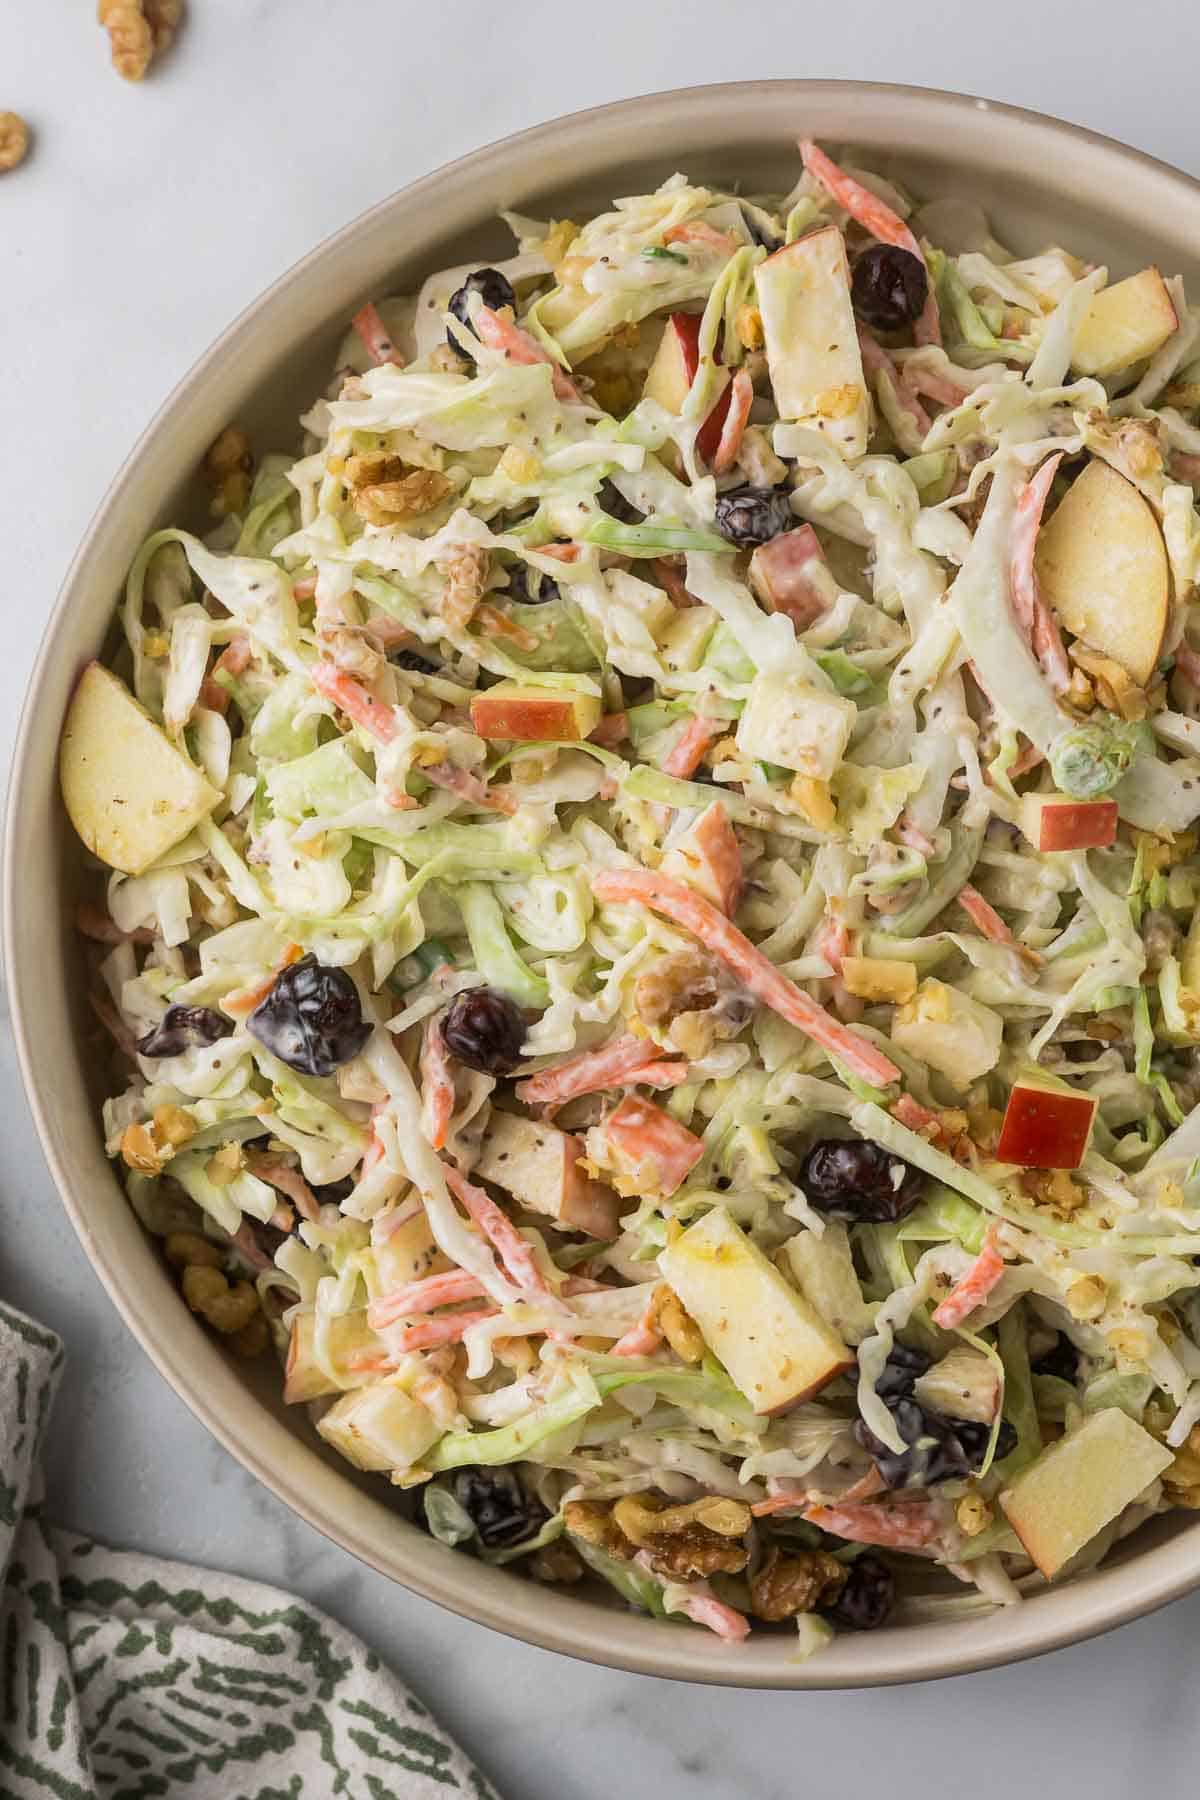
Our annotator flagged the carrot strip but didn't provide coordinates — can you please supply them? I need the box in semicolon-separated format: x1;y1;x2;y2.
814;914;852;975
244;1152;319;1223
663;220;740;256
804;1498;943;1550
626;1061;691;1090
368;1269;486;1330
424;759;518;817
602;1095;704;1197
515;1033;670;1107
352;301;405;367
894;816;937;857
662;714;722;779
474;603;539;651
611;1291;664;1358
957;884;1018;946
672;1591;751;1642
931;1228;1006;1329
857;327;932;436
591;868;901;1088
312;660;398;742
801;141;940;347
711;367;754;475
420;1016;455;1152
443;1163;552;1296
474;305;581;403
1010;452;1070;693
392;1309;498;1352
890;1094;939;1134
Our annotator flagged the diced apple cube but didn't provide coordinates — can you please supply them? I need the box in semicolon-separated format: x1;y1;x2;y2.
995;1078;1097;1169
892;979;1002;1089
783;1219;875;1346
60;662;221;875
660;1206;854;1413
473;1110;621;1238
1019;792;1118;853
735;671;856;780
371;1211;442;1292
913;1345;1000;1424
1072;268;1178;378
748;525;838;631
754;229;869;459
999;1407;1173;1578
642;312;732;465
660;800;742;915
599;1095;704;1198
315;1379;442;1473
658;604;717;673
470;683;601;742
1035;459;1168;685
283;1311;381;1405
839;956;918;1004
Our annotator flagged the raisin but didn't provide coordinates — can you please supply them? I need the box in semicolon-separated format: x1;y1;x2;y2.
506;563;560;606
596;477;644;525
391;647;440;674
1032;1331;1080;1383
872;1343;932;1403
799;1139;924;1223
713;484;794;547
855;1398;970;1489
441;986;527;1075
246;954;371;1077
850;245;929;332
137;1006;233;1058
823;1553;895;1631
450;1467;548;1549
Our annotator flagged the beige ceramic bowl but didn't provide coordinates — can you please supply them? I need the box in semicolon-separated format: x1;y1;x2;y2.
9;80;1200;1686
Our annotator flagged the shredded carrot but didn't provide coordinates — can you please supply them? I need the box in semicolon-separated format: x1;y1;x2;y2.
352;301;405;367
626;1061;691;1090
931;1228;1006;1329
368;1269;486;1330
804;1497;943;1550
244;1152;320;1222
1010;452;1070;693
420;1016;455;1152
474;305;581;402
800;140;940;348
611;1291;664;1358
663;220;740;256
312;660;398;742
662;714;722;779
423;759;518;816
443;1163;552;1296
857;327;932;436
391;1309;498;1352
515;1033;673;1108
602;1095;705;1197
711;367;754;475
592;867;902;1088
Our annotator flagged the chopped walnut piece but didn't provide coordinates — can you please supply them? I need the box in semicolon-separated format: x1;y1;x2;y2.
1068;644;1148;721
439;544;492;631
531;1542;585;1583
1147;1405;1200;1509
1021;1166;1087;1219
163;1232;223;1270
955;1489;993;1537
0;112;29;172
181;1265;260;1334
353;464;454;528
562;1498;629;1556
203;425;252;516
610;1493;751;1579
749;1547;847;1622
144;0;183;54
635;948;725;1029
98;1;155;79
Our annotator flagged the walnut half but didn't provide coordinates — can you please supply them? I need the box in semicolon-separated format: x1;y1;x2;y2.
749;1548;847;1622
0;112;29;173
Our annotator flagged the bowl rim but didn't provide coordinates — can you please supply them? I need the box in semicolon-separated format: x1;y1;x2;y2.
10;76;1200;1688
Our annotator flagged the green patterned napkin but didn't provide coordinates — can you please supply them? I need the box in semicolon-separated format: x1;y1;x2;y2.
0;1301;501;1799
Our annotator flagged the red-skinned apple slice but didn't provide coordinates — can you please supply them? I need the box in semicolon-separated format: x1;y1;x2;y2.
642;312;732;464
1019;793;1119;852
995;1079;1097;1170
470;684;601;742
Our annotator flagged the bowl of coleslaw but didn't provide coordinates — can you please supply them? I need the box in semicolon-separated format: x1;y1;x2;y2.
11;79;1200;1686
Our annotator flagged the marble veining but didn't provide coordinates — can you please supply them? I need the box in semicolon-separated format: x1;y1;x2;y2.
5;4;1200;1794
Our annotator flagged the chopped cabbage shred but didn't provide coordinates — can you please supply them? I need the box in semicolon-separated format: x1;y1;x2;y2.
73;144;1200;1652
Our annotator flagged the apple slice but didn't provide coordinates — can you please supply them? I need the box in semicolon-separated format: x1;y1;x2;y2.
1035;460;1168;685
660;1206;854;1413
748;524;839;631
473;1110;622;1238
1000;1407;1173;1579
315;1380;442;1473
735;671;856;781
1018;792;1118;853
470;683;601;742
1072;268;1178;378
995;1077;1096;1169
284;1311;381;1404
642;312;732;464
60;662;221;875
891;980;1003;1090
754;228;869;459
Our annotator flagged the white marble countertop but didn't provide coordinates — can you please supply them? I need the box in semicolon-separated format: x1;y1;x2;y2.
6;4;1200;1794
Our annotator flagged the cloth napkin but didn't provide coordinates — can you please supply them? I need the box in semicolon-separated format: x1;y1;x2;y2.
0;1301;500;1799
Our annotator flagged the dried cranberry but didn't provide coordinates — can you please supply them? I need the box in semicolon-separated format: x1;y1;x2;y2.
823;1553;895;1631
391;648;440;674
713;484;794;547
137;1005;233;1058
450;1467;547;1549
1032;1331;1080;1383
799;1139;924;1223
873;1343;932;1404
953;1417;1017;1466
447;268;517;362
506;563;560;607
597;477;644;525
441;986;526;1075
1063;1038;1104;1064
850;245;929;332
247;954;371;1078
855;1398;970;1489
